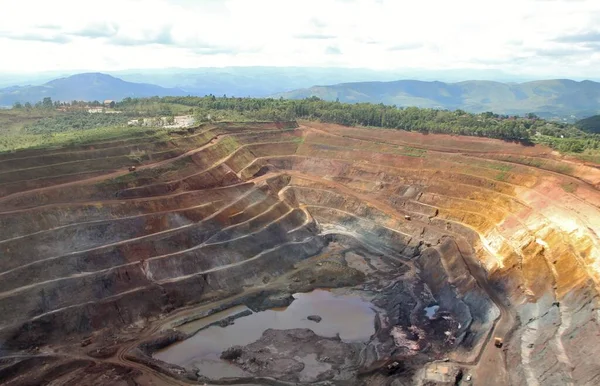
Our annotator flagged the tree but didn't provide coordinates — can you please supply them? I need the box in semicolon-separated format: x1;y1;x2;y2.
42;97;53;109
24;102;32;110
13;102;23;109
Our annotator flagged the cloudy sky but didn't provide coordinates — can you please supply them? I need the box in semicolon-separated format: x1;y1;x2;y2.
2;0;600;77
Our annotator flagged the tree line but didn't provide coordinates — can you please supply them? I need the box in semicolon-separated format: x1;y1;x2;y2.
13;97;106;110
16;95;600;154
120;95;571;142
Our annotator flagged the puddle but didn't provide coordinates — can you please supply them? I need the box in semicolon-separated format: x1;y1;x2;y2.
154;289;376;372
424;305;440;319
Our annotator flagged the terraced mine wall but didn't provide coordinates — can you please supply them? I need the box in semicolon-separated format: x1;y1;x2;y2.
0;121;599;385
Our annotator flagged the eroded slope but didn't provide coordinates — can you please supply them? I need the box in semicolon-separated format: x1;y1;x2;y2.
0;121;599;385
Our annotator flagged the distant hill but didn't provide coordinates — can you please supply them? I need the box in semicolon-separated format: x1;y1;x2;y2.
273;79;600;118
0;73;187;105
4;71;600;119
576;115;600;133
110;67;538;97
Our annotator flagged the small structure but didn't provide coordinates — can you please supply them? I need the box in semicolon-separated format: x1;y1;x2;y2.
88;107;104;114
494;337;503;348
404;215;411;220
104;100;115;108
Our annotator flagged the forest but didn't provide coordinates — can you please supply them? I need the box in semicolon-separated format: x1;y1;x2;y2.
119;96;600;151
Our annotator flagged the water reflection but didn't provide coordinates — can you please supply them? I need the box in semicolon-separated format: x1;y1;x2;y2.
155;289;376;369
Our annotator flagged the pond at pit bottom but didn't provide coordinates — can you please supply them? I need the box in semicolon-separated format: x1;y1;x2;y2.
154;289;377;375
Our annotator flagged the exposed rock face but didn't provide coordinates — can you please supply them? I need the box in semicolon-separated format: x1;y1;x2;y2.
0;121;599;384
307;315;322;323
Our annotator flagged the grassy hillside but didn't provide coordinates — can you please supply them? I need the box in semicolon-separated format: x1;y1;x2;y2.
274;79;600;118
576;115;600;134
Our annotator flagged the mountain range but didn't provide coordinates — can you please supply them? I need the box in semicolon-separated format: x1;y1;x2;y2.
0;67;540;92
2;71;600;119
273;79;600;118
0;73;186;105
108;67;541;97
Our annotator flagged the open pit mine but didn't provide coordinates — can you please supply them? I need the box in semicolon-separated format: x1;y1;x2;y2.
0;121;599;386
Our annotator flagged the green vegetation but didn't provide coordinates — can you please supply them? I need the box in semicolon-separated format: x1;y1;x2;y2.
535;135;600;153
121;96;543;141
456;159;514;173
307;137;427;158
120;96;600;157
0;98;173;153
0;124;170;153
0;108;56;134
24;111;129;134
494;155;574;175
402;146;427;157
487;163;513;172
3;95;600;162
575;115;600;134
273;79;600;119
495;171;509;182
118;97;194;116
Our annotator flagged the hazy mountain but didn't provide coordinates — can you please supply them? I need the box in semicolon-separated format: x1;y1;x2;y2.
0;73;187;105
0;71;78;89
3;70;600;119
274;79;600;118
110;67;407;97
108;67;539;97
0;67;538;91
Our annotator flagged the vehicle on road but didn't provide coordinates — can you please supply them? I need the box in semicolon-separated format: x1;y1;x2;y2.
494;337;503;348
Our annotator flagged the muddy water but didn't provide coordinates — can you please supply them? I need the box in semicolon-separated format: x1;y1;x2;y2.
154;289;376;373
176;305;251;335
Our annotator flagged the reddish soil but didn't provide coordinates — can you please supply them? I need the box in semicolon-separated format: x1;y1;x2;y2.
1;120;599;385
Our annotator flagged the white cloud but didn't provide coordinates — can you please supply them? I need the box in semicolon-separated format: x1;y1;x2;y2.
1;0;600;77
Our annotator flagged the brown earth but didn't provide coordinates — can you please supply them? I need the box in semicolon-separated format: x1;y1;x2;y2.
0;121;599;385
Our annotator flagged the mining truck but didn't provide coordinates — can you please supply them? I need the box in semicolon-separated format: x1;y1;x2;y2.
494;337;503;348
386;361;402;374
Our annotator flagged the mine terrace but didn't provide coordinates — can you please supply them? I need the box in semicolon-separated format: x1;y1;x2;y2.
0;119;599;386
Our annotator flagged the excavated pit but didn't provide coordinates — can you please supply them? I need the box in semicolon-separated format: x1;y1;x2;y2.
0;121;599;385
154;289;377;379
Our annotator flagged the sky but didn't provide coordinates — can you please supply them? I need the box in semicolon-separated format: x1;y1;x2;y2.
2;0;600;77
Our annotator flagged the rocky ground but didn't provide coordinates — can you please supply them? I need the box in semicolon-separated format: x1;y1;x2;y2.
220;329;356;383
0;121;599;384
